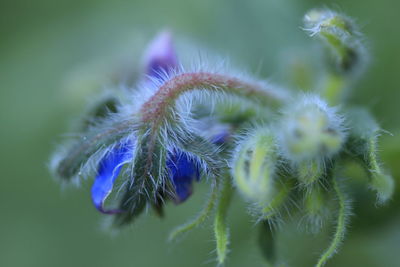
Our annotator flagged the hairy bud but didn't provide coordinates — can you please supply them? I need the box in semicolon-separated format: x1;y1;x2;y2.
346;108;395;204
232;129;276;208
304;9;366;74
142;30;178;79
279;95;345;163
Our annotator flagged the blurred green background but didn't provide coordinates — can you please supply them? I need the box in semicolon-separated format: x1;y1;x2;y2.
1;0;399;266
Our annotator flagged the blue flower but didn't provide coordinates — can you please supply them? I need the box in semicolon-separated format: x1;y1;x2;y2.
91;142;133;214
166;151;201;203
91;31;200;214
91;143;201;213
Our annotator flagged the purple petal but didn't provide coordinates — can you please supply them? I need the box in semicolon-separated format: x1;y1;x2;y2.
166;150;200;203
143;31;178;80
91;143;133;214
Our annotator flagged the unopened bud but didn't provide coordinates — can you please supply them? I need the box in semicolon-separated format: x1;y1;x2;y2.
142;30;178;79
232;129;276;206
279;95;346;163
304;9;366;74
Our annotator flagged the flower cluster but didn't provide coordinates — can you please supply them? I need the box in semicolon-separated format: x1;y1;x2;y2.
51;9;394;267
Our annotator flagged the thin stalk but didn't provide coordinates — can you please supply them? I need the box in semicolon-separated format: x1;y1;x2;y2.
316;178;349;267
168;180;219;241
214;175;234;265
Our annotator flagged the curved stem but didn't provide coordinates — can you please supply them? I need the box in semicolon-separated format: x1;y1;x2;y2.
262;180;292;220
346;136;394;204
316;178;349;267
322;73;345;106
365;138;394;203
168;179;219;241
140;72;285;126
138;72;286;181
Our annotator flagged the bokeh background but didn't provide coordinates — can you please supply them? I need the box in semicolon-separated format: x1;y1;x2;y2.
1;0;399;266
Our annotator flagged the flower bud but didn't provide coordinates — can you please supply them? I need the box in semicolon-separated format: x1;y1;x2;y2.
304;9;366;74
346;108;395;204
232;129;276;206
279;95;345;163
370;171;394;204
142;30;178;80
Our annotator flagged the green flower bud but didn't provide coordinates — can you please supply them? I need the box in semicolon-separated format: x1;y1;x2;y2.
279;95;346;163
232;129;276;206
304;9;367;74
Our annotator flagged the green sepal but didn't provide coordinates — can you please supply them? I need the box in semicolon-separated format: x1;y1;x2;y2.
79;94;119;131
113;188;147;227
345;108;395;203
303;184;330;233
112;130;170;226
53;117;134;181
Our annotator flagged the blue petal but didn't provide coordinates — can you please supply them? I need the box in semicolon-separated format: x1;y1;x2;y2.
91;143;132;214
166;151;200;203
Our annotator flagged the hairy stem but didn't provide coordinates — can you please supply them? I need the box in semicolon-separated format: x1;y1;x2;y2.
55;119;134;180
139;72;285;183
168;180;219;241
365;138;394;203
262;180;292;220
140;72;285;126
214;175;233;265
323;73;345;106
316;178;349;267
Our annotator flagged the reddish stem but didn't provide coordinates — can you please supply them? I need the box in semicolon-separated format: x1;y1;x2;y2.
140;72;285;126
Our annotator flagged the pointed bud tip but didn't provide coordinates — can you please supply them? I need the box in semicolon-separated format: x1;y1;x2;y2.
143;30;178;79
